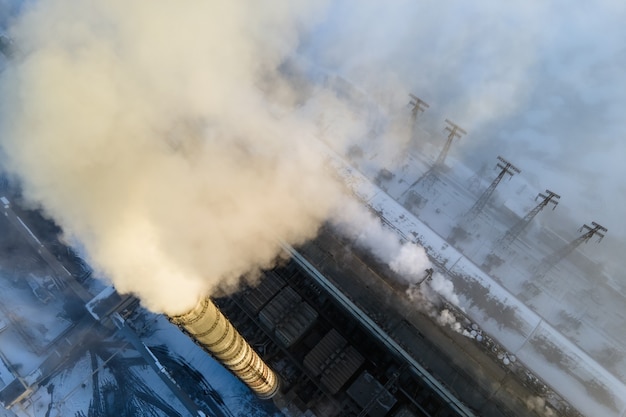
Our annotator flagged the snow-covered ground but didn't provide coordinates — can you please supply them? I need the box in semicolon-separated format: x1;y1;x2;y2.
140;314;283;417
0;201;282;417
1;292;283;417
328;140;626;417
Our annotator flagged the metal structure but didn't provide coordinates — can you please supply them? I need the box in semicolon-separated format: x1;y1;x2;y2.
533;222;607;280
401;166;438;195
402;120;466;194
258;286;318;348
408;93;429;123
287;245;478;417
464;156;520;223
170;297;279;399
436;119;467;167
303;328;364;395
417;268;434;286
357;364;408;417
498;190;560;249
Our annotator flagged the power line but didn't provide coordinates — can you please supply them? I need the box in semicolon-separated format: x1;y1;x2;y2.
498;190;560;249
533;221;607;280
436;119;467;167
408;93;429;123
464;156;520;223
401;119;466;194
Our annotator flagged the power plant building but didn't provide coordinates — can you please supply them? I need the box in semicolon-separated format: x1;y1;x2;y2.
303;328;364;394
242;271;287;314
347;371;397;417
259;286;318;348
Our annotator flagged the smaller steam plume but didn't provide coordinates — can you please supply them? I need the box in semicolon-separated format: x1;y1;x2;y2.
330;196;468;335
405;275;470;337
525;396;557;417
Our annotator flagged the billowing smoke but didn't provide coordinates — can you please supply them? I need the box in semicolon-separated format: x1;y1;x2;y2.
0;0;451;322
426;272;460;306
8;0;615;326
0;0;345;314
405;273;468;336
389;243;430;282
525;396;556;417
330;196;430;282
330;196;467;335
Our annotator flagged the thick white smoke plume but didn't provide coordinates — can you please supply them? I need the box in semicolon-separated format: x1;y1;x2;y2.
0;0;463;321
0;0;345;314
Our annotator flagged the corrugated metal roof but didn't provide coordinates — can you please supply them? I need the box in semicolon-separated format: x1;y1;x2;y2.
243;271;286;314
321;345;364;394
304;328;346;376
258;286;318;347
259;286;299;330
304;329;364;394
275;302;317;347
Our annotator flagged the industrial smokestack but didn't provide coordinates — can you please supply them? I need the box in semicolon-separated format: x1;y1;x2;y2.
169;297;279;399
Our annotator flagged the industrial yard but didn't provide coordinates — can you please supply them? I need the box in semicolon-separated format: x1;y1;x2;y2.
0;192;280;417
0;101;624;416
1;1;626;416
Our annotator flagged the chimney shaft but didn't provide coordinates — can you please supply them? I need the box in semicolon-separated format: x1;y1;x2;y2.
170;297;279;399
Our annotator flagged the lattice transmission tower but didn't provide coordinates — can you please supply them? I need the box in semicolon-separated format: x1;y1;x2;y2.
435;119;466;166
402;119;467;193
498;190;560;249
408;93;429;124
464;156;520;223
533;222;607;280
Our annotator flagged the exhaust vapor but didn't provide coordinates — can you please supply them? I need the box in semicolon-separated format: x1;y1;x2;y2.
2;3;623;415
0;0;341;314
330;197;467;334
0;0;501;327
